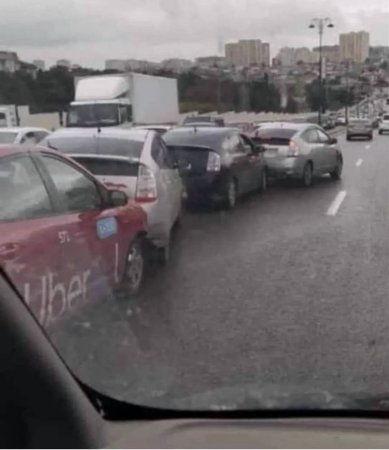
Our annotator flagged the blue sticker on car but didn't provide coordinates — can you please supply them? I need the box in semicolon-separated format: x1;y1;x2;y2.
96;217;118;240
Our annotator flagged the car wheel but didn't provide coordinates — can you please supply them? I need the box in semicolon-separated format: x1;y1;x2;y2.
258;169;268;194
224;178;237;210
301;163;313;187
379;130;383;135
330;157;343;181
346;136;352;141
118;238;145;298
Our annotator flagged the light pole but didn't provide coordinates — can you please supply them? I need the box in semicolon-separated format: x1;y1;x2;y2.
309;17;334;125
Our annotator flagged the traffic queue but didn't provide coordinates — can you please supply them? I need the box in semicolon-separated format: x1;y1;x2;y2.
0;121;344;330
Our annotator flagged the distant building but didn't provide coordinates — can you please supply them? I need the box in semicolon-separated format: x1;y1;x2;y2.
56;59;71;69
313;45;340;63
0;51;20;73
71;64;82;71
161;58;193;72
339;31;369;63
225;40;270;67
195;56;226;67
369;46;389;63
276;47;317;66
105;59;127;72
32;59;45;71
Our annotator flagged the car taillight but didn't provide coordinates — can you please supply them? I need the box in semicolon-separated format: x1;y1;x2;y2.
135;165;157;203
287;140;300;157
207;152;221;172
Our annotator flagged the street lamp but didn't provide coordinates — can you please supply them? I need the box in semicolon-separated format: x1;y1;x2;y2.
309;17;334;125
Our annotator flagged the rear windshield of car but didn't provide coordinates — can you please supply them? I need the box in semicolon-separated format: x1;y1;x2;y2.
42;136;144;158
0;132;17;144
73;157;139;177
350;119;370;125
252;128;297;145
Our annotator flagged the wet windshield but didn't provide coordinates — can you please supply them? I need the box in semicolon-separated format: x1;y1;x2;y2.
1;0;389;415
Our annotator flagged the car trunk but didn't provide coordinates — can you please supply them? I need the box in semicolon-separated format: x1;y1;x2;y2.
167;145;216;176
71;155;139;198
253;127;296;161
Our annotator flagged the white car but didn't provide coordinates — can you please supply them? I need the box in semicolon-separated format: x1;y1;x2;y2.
379;114;389;135
0;127;50;145
42;128;184;263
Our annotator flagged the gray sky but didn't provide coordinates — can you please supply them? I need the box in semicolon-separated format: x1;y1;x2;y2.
1;0;388;68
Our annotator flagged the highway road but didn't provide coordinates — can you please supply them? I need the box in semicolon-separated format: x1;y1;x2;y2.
51;130;389;410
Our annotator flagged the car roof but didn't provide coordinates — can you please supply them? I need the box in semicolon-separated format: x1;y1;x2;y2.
0;144;55;158
46;127;149;142
0;127;49;133
257;122;314;131
164;126;237;150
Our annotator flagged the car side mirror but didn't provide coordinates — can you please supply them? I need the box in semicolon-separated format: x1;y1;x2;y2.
329;137;338;145
107;189;128;207
254;144;266;154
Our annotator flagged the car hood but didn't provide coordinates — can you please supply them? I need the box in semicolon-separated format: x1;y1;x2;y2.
137;384;389;412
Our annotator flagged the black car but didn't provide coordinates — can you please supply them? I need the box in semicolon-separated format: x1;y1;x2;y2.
164;127;267;209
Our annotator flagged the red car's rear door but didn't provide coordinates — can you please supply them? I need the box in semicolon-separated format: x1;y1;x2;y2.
34;152;143;299
0;152;70;328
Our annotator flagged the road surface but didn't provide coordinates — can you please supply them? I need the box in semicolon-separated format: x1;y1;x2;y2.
51;131;389;409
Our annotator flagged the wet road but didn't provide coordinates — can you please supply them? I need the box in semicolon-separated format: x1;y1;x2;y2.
51;130;389;409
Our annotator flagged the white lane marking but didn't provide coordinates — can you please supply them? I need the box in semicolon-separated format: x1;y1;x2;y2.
327;191;347;216
356;158;363;167
365;144;371;150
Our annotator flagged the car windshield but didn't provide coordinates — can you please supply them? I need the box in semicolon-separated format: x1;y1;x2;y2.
67;104;119;127
0;132;17;143
350;119;369;125
2;0;389;417
42;135;144;159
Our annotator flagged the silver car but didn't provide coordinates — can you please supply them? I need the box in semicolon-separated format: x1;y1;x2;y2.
42;128;184;262
347;118;373;141
251;123;343;187
0;127;50;145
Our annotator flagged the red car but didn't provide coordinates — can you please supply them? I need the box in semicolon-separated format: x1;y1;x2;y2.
0;145;147;329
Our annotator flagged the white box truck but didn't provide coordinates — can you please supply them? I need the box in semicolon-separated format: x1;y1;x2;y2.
67;73;179;128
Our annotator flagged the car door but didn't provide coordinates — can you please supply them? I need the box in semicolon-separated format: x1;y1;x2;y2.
0;152;70;329
228;133;251;194
301;128;325;174
150;135;175;236
34;152;135;313
159;137;183;224
316;128;337;172
240;133;263;192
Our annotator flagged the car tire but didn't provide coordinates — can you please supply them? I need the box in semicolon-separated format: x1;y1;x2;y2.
258;169;268;194
224;178;238;210
330;157;343;181
301;162;313;188
118;238;145;298
346;136;352;141
379;130;383;135
155;233;171;266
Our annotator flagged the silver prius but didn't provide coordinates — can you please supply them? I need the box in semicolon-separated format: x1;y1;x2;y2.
42;128;184;263
251;122;343;187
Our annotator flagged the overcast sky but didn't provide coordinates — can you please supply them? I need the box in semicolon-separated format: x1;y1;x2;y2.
0;0;388;68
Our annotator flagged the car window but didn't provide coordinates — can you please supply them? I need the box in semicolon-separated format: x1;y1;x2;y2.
152;136;174;169
21;131;41;145
40;155;103;212
35;131;49;143
316;129;330;143
228;134;244;153
0;155;52;221
302;129;320;144
239;134;254;154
